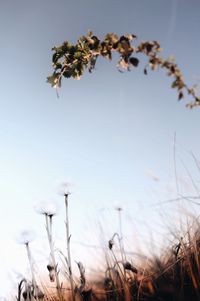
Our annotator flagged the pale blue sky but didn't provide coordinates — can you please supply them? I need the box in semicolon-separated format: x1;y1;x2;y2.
0;0;200;297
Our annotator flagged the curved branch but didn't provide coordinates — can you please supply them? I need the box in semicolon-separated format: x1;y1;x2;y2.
47;32;200;108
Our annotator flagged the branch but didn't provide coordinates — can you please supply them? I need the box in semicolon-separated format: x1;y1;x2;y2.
47;32;200;108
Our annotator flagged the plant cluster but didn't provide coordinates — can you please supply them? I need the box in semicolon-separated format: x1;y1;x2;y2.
15;194;200;301
47;32;200;108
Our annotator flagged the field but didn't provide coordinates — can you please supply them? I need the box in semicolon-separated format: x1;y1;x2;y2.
16;194;200;301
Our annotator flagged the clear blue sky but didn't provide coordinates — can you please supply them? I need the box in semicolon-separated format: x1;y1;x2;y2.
0;0;200;297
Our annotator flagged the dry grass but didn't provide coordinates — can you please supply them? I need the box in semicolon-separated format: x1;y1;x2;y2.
16;204;200;301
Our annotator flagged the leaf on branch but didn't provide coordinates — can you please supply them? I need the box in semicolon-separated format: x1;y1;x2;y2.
144;68;148;75
47;73;61;88
129;57;139;67
117;58;129;70
178;91;184;100
171;79;178;89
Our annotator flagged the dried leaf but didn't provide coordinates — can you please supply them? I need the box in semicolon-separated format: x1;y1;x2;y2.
129;57;139;67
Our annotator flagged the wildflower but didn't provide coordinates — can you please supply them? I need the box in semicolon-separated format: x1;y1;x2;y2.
115;206;123;212
58;180;73;196
17;230;35;245
47;263;56;282
108;239;114;250
123;261;138;273
108;233;119;250
35;201;57;217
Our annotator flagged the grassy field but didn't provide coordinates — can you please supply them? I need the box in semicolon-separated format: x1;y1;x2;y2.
15;192;200;301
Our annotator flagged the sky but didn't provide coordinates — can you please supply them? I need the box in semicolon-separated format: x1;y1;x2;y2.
0;0;200;298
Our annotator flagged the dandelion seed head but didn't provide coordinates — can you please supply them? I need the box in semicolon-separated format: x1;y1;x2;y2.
146;169;160;182
34;201;57;216
17;230;35;245
115;206;123;212
58;180;73;196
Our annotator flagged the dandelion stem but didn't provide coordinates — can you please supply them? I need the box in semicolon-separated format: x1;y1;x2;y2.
45;214;63;301
64;193;75;301
117;208;125;260
25;242;36;288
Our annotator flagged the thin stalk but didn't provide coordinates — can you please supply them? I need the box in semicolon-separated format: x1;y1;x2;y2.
45;214;63;301
111;250;125;281
25;242;36;288
17;279;26;301
64;193;75;301
117;208;125;262
116;208;126;280
25;243;39;301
